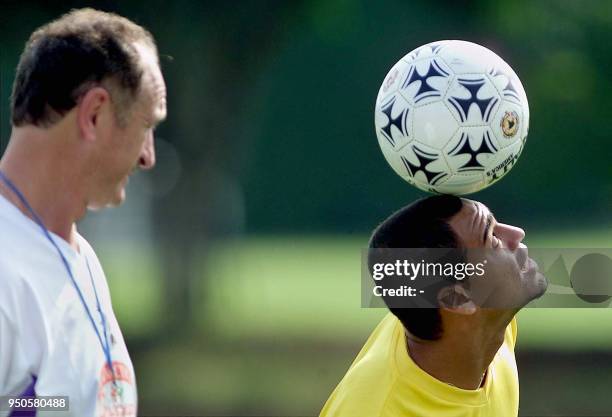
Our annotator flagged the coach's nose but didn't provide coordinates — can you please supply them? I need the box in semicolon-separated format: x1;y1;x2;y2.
139;132;156;170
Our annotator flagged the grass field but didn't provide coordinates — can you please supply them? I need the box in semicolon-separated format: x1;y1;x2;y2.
102;229;612;350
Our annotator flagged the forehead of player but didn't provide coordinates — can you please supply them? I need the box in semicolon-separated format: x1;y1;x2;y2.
448;199;494;248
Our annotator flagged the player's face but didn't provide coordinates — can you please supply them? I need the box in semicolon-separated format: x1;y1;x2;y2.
89;42;167;209
448;199;547;310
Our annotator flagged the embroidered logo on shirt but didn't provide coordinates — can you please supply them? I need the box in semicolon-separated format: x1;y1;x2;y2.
96;361;136;417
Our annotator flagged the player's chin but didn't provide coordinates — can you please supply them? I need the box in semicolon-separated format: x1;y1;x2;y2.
534;271;548;294
523;271;548;301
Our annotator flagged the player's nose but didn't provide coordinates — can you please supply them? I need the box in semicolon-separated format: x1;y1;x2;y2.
494;223;525;251
138;133;156;170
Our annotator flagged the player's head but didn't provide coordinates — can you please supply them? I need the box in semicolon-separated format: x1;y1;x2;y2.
10;8;166;208
368;195;547;341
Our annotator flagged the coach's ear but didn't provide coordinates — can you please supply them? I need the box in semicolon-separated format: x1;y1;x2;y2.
438;284;477;315
77;87;111;142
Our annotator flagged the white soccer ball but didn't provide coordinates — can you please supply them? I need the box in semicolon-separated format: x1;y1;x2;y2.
374;40;529;195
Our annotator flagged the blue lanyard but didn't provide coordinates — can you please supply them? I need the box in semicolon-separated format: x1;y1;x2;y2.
0;171;116;385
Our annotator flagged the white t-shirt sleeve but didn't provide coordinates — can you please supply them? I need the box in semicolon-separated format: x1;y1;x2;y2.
0;307;30;417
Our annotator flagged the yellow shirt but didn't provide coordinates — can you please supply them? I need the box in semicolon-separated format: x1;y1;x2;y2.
320;314;519;417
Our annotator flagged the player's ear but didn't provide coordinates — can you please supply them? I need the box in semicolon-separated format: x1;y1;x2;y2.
77;87;110;142
438;284;477;315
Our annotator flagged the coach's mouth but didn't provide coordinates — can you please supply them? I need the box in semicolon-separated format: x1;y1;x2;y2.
121;176;130;188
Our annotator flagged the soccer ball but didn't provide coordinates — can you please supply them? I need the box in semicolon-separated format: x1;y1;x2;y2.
374;40;529;195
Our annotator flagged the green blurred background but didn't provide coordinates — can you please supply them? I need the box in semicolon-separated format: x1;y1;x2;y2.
1;0;612;415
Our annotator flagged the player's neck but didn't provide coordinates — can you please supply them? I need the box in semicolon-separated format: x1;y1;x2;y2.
406;314;511;390
0;128;86;249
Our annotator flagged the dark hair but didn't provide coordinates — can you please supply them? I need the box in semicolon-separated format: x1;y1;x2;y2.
368;195;464;340
11;8;157;128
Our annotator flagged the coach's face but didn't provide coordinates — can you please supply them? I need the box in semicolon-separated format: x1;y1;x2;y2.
447;199;547;310
89;42;167;208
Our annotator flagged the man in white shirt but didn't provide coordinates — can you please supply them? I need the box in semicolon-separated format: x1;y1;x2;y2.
0;8;166;417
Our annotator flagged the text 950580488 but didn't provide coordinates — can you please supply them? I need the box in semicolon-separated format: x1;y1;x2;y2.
0;396;69;412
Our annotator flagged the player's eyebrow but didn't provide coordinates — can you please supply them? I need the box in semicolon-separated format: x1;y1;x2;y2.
483;213;493;244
